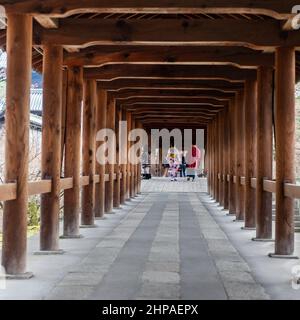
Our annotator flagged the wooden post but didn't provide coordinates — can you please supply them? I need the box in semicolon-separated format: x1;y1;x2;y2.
244;80;257;228
95;88;107;218
113;106;121;208
272;47;296;257
105;94;116;213
81;80;97;226
218;112;224;206
228;99;236;215
60;69;68;173
131;118;136;197
215;117;220;202
223;106;229;209
255;66;273;240
40;45;64;252
120;108;127;204
126;112;132;199
137;121;143;194
236;91;246;221
2;14;33;277
63;66;83;238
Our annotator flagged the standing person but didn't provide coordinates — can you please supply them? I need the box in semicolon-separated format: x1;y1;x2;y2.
166;145;180;181
180;151;187;177
186;144;202;181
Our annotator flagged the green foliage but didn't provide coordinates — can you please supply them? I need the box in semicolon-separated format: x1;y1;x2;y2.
27;199;40;227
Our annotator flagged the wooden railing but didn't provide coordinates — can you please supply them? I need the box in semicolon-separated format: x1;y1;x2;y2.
216;174;300;198
0;173;119;202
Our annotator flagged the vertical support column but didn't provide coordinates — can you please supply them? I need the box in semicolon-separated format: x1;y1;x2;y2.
113;106;121;208
60;69;68;173
218;112;224;206
236;91;246;222
272;47;296;257
255;66;273;240
209;123;213;196
105;94;116;213
63;67;83;238
81;80;97;227
2;14;32;277
223;106;229;209
244;80;258;229
40;45;64;253
215;116;220;202
131;118;136;197
95;88;107;218
228;99;236;215
126;112;132;199
120;108;127;204
137;122;143;194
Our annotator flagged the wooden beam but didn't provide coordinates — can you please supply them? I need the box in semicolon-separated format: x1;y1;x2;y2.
2;13;32;277
40;44;63;252
35;19;300;49
5;1;296;19
113;89;235;99
64;46;274;68
98;79;244;91
34;16;58;28
84;65;256;81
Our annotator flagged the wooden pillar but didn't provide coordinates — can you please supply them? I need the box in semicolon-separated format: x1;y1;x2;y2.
60;69;68;173
105;94;116;213
244;80;258;228
2;14;33;276
95;88;107;218
63;67;83;238
81;80;97;226
218;112;224;206
228;99;236;215
40;45;64;252
120;108;127;204
215;117;220;202
236;91;246;221
113;106;121;208
131;119;136;197
223;106;229;209
126;112;132;199
136;122;143;194
255;66;273;240
273;47;296;257
133;119;139;196
209;123;213;196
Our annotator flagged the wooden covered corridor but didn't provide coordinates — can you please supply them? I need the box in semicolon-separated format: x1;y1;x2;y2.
1;1;300;299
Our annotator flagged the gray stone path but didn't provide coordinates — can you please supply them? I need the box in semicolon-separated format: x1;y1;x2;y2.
46;192;269;300
0;179;276;300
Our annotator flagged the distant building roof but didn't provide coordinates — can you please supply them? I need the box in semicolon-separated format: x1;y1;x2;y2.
0;88;42;129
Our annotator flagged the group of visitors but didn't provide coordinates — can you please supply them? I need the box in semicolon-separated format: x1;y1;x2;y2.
165;144;202;182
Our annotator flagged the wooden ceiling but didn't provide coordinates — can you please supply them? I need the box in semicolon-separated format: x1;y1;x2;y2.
1;1;300;129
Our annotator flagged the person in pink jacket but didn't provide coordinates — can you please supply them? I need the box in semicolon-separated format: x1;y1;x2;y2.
186;145;202;181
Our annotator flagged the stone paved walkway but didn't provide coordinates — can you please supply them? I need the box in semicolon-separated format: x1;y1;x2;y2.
0;179;278;300
45;191;268;300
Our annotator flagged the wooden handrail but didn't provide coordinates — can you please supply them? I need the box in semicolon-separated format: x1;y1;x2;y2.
263;179;276;193
0;183;17;201
240;176;246;185
251;178;257;189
